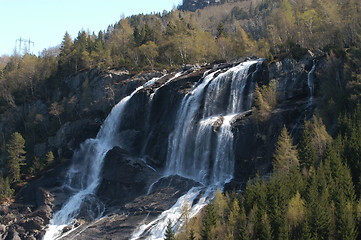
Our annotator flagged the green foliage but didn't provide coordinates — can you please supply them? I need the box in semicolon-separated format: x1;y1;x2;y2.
273;126;299;173
253;80;278;122
6;132;26;183
287;192;306;239
337;105;361;193
0;176;14;202
201;203;217;240
165;220;175;240
174;112;359;240
298;116;331;171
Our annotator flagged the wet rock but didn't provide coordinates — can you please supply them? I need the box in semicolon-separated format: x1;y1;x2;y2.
97;147;160;207
149;175;201;195
56;175;200;239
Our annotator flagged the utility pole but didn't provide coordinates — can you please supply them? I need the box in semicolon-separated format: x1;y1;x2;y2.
15;37;34;55
27;38;34;53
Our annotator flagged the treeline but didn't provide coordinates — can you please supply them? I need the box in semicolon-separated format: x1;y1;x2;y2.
1;0;360;103
34;0;361;75
167;114;361;240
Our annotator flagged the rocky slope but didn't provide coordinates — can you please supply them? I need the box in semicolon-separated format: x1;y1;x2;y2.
0;51;326;239
178;0;223;12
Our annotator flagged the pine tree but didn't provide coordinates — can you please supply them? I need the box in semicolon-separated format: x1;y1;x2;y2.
228;198;240;238
0;176;14;202
258;213;272;240
287;192;306;238
336;196;357;240
58;31;74;74
306;172;332;240
6;132;26;183
164;220;175;240
298;121;317;170
201;203;217;240
273;126;299;174
238;206;250;240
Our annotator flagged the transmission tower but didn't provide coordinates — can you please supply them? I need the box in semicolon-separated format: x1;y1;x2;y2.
16;37;34;55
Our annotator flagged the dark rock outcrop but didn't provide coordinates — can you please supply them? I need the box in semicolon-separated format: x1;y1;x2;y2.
178;0;222;12
97;147;160;207
0;163;68;239
57;175;201;239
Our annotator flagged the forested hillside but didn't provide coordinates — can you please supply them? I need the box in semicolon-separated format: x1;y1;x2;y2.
0;0;360;239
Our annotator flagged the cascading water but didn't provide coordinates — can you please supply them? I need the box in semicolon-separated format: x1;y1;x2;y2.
44;77;162;240
308;60;316;100
131;60;261;239
44;59;261;240
166;60;258;184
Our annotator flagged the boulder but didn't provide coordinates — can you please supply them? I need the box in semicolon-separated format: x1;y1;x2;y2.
97;147;160;207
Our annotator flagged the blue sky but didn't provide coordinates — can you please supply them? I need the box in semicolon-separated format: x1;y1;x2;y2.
0;0;181;56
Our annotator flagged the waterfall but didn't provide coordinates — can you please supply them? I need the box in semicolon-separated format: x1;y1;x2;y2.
166;60;258;184
131;60;261;239
45;59;261;239
308;60;316;97
44;77;162;240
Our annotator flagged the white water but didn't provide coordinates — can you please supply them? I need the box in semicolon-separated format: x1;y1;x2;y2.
130;187;211;240
308;60;316;99
132;60;260;239
166;61;258;184
45;60;261;240
308;61;316;96
44;77;162;240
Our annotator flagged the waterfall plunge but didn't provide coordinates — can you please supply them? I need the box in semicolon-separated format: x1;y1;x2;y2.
131;60;260;240
166;60;258;185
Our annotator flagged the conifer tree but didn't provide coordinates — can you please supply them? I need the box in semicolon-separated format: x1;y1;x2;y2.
201;203;217;240
228;198;240;238
165;220;175;240
306;172;332;240
287;192;306;238
336;196;357;240
0;176;14;202
298;121;317;170
6;132;26;183
238;206;250;240
58;31;74;74
273;126;299;173
258;213;272;240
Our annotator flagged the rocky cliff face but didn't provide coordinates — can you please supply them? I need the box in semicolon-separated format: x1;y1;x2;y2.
0;51;326;239
178;0;222;12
